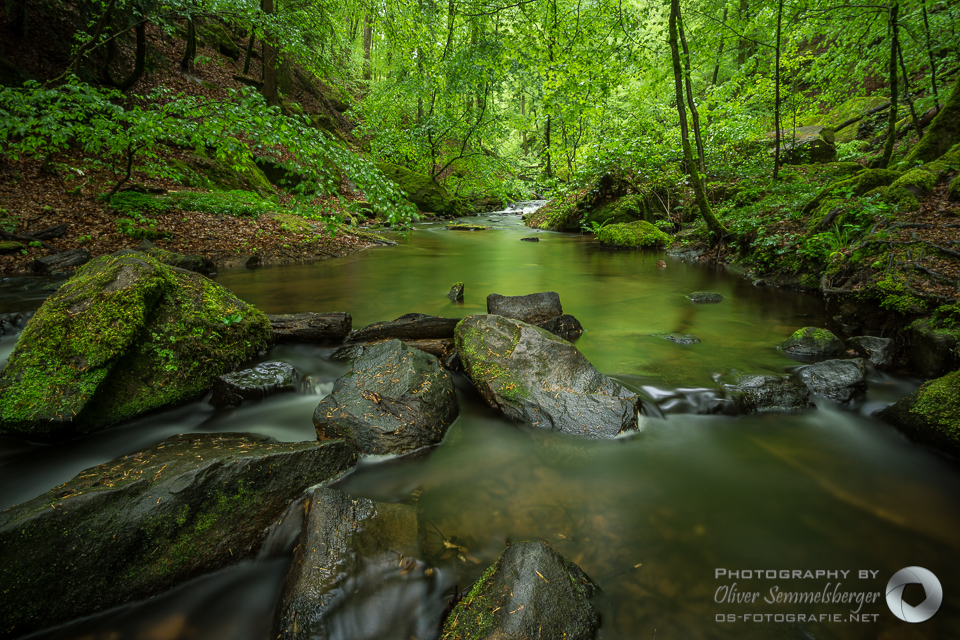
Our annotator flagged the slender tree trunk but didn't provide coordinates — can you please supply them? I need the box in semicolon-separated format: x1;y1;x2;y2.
10;0;28;36
736;0;749;66
545;114;553;178
920;0;939;109
881;1;899;169
262;0;279;107
181;17;197;72
104;20;146;89
66;0;117;77
677;7;705;189
711;6;728;85
897;42;923;140
773;0;783;180
521;93;528;155
362;14;372;81
669;0;726;239
241;29;255;75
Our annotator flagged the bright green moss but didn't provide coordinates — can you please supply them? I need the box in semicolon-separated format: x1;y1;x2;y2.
911;371;960;441
596;220;671;248
441;563;498;640
890;168;936;197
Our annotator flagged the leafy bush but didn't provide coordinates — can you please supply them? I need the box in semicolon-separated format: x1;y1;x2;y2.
168;191;275;218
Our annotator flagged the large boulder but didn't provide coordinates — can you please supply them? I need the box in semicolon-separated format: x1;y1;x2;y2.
769;125;837;164
722;373;814;414
0;251;271;441
348;312;461;342
904;79;960;166
878;370;960;455
455;314;640;437
0;433;358;639
440;541;599;640
313;340;459;454
905;319;960;378
209;361;299;407
268;312;352;343
377;162;465;216
275;487;443;640
779;327;846;359
487;292;563;326
796;358;867;403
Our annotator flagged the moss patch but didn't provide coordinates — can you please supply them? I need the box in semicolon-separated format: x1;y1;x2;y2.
596;220;671;248
377;162;466;216
441;563;498;640
890;168;936;198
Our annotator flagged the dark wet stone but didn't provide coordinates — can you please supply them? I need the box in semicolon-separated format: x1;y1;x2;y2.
210;362;299;407
686;291;723;303
780;326;846;358
722;373;814;414
540;313;584;342
520;236;540;242
797;358;867;403
447;282;464;302
441;541;599;640
652;332;700;345
28;248;91;276
348;313;460;343
848;336;895;368
268;312;353;343
0;311;30;335
905;319;959;378
456;314;639;437
330;344;367;361
487;291;563;326
878;370;960;456
313;340;459;455
0;434;358;639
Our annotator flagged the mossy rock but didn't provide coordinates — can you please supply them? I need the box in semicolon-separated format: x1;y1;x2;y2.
924;143;960;180
879;370;960;455
584;193;658;227
890;168;936;198
196;20;240;60
810;96;888;144
377;162;466;216
0;251;271;440
905;318;960;378
0;433;358;639
875;185;920;212
802;168;901;215
780;327;846;358
596;220;671;248
187;150;274;196
950;177;960;202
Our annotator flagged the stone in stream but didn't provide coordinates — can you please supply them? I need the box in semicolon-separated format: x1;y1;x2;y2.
267;312;353;343
686;291;723;304
332;338;456;362
440;541;599;640
313;339;459;455
274;487;444;640
796;358;867;403
540;313;584;343
444;223;488;231
520;236;540;242
487;291;563;325
721;373;814;414
455;314;640;437
847;335;895;368
347;312;461;343
779;326;846;359
447;281;465;302
209;361;300;407
28;247;91;276
652;332;700;345
904;318;960;378
878;370;960;455
0;250;272;441
0;433;359;639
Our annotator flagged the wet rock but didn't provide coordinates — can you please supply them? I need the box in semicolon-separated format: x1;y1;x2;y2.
444;223;488;231
313;340;459;455
796;358;867;403
441;541;599;640
770;125;837;164
686;291;723;303
905;319;959;378
0;311;30;335
722;373;814;414
330;344;367;361
0;433;358;639
210;362;299;407
348;313;460;343
402;338;456;360
878;370;960;455
780;326;846;358
520;236;540;242
455;314;639;437
135;240;217;277
28;247;91;276
487;291;563;326
275;487;443;640
0;251;271;441
268;312;353;343
848;335;895;368
447;282;464;302
540;313;584;342
653;332;700;345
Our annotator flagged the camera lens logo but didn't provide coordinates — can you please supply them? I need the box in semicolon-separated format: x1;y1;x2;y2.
886;567;942;623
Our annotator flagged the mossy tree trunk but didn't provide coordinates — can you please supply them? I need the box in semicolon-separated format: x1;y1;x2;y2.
880;0;899;169
262;0;280;107
677;6;706;190
669;0;727;240
103;20;146;90
241;29;255;75
773;0;783;180
904;78;960;165
181;17;196;72
362;13;372;81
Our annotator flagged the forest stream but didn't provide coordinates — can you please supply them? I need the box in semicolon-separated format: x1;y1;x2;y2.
2;204;959;640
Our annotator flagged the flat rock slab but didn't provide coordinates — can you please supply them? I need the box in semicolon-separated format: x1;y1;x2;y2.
348;313;461;343
848;335;895;368
268;312;352;343
797;358;866;403
455;314;639;437
314;339;459;455
275;487;441;640
0;433;358;639
652;332;700;345
210;361;299;407
441;541;599;640
686;291;723;303
722;373;814;414
780;327;846;358
487;291;563;325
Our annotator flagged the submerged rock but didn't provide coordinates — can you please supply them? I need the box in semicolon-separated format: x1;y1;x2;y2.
455;314;639;437
445;223;488;231
487;291;563;326
878;370;960;455
210;362;299;407
348;313;461;343
275;487;443;640
0;433;358;639
653;332;701;345
722;373;814;414
520;236;540;242
313;340;459;455
848;335;895;368
447;282;465;302
780;326;846;358
796;358;867;403
0;251;271;441
686;291;723;304
268;312;352;343
441;541;599;640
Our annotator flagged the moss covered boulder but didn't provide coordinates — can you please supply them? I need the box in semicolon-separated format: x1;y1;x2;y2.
455;314;640;437
0;251;271;441
596;220;671;249
440;541;599;640
904;79;960;166
377;162;465;216
0;433;359;639
801;168;901;216
779;327;846;359
879;370;960;455
770;125;837;164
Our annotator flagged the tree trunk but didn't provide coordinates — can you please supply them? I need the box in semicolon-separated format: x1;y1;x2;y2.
880;1;899;169
521;93;528;155
241;29;255;75
669;0;727;240
262;0;279;107
897;41;923;140
9;0;28;37
104;20;146;90
362;14;372;81
736;0;749;66
66;0;117;77
711;6;728;85
181;18;196;72
773;0;783;180
920;0;939;109
677;7;705;189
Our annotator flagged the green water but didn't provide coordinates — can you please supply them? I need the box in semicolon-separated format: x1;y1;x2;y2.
3;208;959;639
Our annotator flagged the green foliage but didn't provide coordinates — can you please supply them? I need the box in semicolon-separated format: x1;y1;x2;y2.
168;190;275;218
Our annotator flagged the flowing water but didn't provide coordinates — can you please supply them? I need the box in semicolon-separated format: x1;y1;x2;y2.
2;204;960;640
